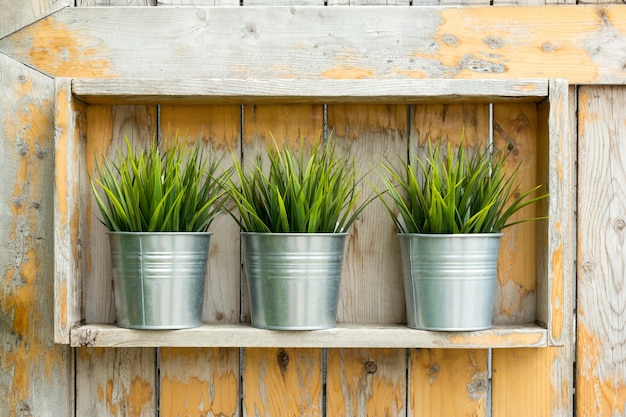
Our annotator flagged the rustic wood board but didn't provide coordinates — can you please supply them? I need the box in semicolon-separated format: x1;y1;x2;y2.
243;348;323;417
577;85;626;417
327;103;407;325
0;51;72;417
160;347;240;417
409;349;488;417
2;6;626;83
0;0;69;39
326;348;407;416
75;347;157;416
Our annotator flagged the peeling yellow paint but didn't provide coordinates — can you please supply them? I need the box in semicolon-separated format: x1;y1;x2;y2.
11;16;117;78
321;66;374;80
550;243;564;341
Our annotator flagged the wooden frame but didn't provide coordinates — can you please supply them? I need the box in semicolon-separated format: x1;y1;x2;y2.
54;77;572;349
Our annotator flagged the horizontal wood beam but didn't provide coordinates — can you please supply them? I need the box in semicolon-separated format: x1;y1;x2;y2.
1;5;625;84
70;323;548;348
70;77;549;104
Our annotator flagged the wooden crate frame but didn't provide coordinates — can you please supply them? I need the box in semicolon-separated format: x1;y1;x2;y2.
53;77;572;348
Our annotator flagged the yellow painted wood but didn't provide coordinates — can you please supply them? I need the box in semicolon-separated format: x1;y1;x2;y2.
409;349;488;417
327;104;407;325
2;6;626;84
577;85;626;417
243;348;323;417
492;102;539;325
326;348;406;417
160;347;240;417
492;348;555;416
76;347;157;416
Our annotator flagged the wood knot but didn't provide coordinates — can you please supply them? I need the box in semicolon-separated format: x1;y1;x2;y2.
277;348;289;373
364;360;378;374
615;219;625;231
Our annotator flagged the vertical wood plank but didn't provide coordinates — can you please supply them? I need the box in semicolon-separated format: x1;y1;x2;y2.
408;103;490;417
577;85;626;417
158;105;242;417
243;348;323;417
409;349;488;417
160;348;240;417
242;104;323;417
76;347;157;417
326;348;406;417
0;52;72;417
327;104;407;325
83;105;158;324
492;102;539;326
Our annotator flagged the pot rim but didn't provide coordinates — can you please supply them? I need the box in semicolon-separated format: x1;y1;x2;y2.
241;231;348;237
107;231;213;236
397;232;503;238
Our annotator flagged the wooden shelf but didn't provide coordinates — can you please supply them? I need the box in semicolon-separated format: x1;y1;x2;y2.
70;323;548;349
71;78;550;105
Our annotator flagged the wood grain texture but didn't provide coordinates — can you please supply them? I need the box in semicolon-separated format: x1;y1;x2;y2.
70;78;550;105
0;0;69;39
158;0;238;5
82;105;158;324
0;53;71;417
326;348;406;417
328;104;407;325
243;348;323;417
78;0;155;5
76;347;157;416
160;347;240;417
2;6;626;83
409;349;488;417
577;85;626;417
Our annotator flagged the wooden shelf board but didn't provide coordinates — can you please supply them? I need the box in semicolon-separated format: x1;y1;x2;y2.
70;78;550;105
69;323;548;349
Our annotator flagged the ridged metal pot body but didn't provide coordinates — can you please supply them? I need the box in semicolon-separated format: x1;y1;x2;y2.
108;232;211;329
242;232;347;330
399;233;502;331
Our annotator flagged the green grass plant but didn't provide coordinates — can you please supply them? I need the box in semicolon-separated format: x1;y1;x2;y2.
90;137;228;232
225;135;373;233
378;138;548;234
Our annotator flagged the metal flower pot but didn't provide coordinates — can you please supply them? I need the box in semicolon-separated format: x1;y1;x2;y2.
108;232;211;329
399;233;502;331
242;232;347;330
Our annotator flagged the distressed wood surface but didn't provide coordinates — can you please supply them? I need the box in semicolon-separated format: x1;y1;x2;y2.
0;0;69;39
243;348;323;417
577;85;626;417
70;78;550;105
69;323;549;348
160;347;240;417
326;348;406;416
410;349;488;417
76;347;157;416
78;0;155;5
0;53;72;417
328;104;407;325
1;6;626;84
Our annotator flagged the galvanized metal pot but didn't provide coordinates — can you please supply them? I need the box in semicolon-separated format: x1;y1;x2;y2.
242;232;347;330
108;232;211;329
399;233;502;331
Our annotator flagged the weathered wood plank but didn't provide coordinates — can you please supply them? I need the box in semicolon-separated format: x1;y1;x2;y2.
243;348;323;417
160;347;240;417
70;78;550;105
77;0;156;5
2;6;626;84
158;0;238;5
577;85;626;417
158;105;242;324
326;348;406;417
409;349;488;417
0;0;69;39
82;105;158;324
328;104;406;325
76;347;157;417
492;101;539;326
0;51;72;417
69;323;549;348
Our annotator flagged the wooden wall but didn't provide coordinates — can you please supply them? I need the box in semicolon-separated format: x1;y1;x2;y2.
0;1;624;416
